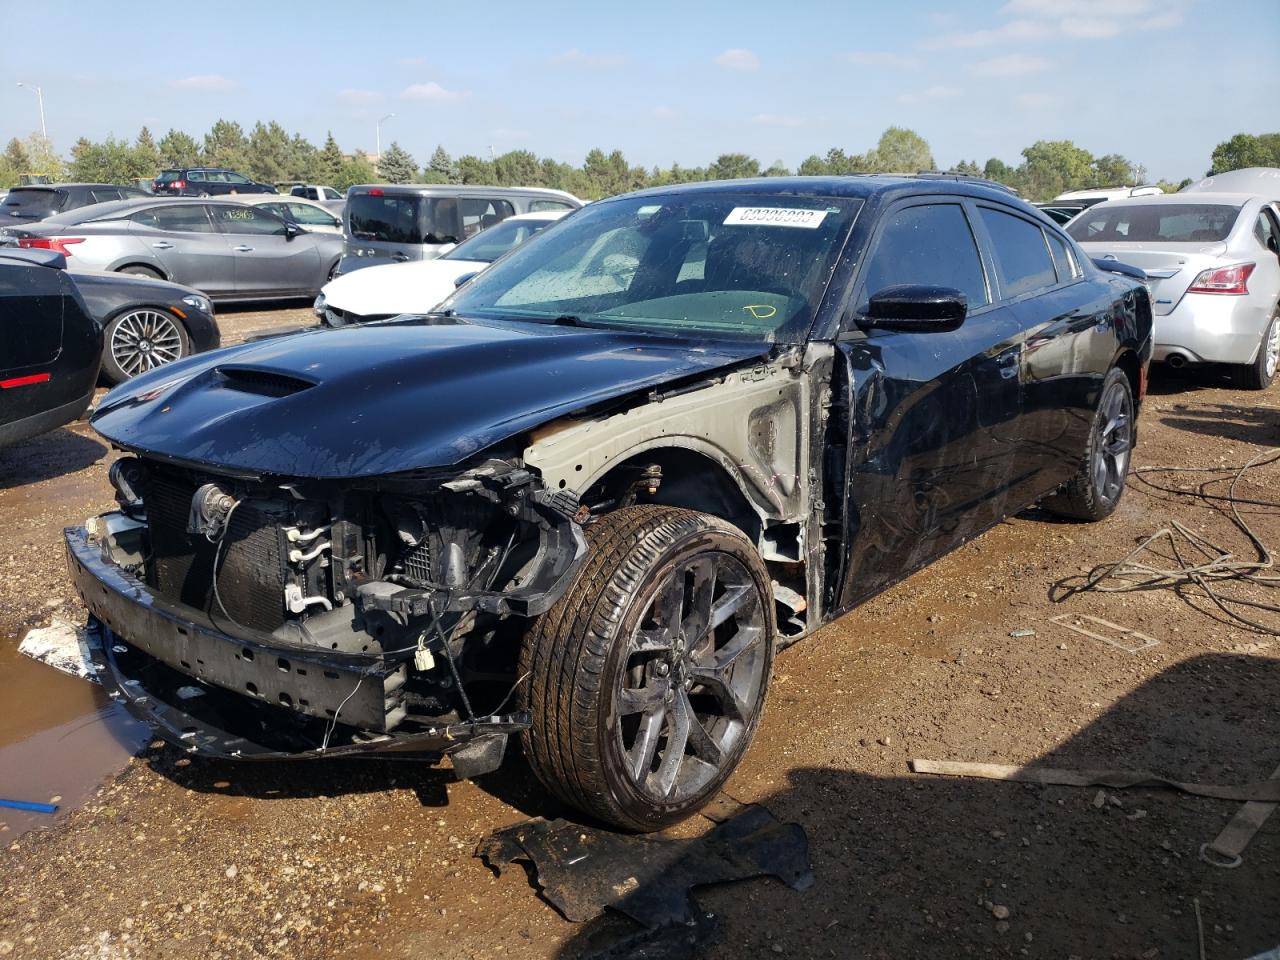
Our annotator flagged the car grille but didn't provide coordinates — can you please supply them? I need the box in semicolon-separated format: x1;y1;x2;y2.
146;474;290;633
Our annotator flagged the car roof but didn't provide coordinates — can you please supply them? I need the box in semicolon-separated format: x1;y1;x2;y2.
40;196;259;224
621;174;1024;205
236;194;327;206
348;184;581;203
1082;192;1259;207
8;183;127;192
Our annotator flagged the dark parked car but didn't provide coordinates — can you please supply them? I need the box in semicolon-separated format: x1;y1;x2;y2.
153;168;276;198
68;176;1152;830
0;183;151;225
0;248;102;447
1035;202;1087;226
70;271;221;384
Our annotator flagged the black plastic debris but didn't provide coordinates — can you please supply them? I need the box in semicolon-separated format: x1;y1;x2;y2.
476;802;812;958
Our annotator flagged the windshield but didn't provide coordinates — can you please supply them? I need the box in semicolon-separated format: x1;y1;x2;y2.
1068;203;1242;243
348;194;460;244
443;217;559;264
443;193;860;342
1;188;64;218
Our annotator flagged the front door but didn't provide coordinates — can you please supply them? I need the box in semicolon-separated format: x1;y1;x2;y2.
210;205;321;295
835;198;1024;608
127;204;236;295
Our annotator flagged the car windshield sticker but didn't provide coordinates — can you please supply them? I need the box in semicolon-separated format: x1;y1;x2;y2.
724;207;828;229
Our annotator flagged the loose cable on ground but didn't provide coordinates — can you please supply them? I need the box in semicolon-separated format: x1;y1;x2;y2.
1054;448;1280;635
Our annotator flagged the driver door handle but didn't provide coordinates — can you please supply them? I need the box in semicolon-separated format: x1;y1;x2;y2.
233;244;254;252
151;241;173;250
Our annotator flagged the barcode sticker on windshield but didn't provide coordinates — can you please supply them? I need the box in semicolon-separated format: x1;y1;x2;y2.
724;207;828;229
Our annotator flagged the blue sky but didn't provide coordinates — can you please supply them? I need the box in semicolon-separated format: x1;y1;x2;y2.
3;0;1277;181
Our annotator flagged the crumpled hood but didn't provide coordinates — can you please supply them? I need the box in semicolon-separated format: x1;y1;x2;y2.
324;259;485;316
91;316;766;478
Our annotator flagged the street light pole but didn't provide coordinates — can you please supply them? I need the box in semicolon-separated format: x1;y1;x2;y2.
16;82;46;141
376;113;395;165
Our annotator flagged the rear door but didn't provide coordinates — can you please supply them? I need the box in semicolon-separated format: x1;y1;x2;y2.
972;202;1108;496
210;204;321;295
127;204;236;295
837;198;1024;607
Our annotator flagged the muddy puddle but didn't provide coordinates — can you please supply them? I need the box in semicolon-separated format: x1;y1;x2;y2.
0;631;150;838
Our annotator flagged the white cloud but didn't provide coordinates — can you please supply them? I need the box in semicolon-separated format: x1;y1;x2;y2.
714;48;760;71
751;113;804;128
551;48;626;68
923;18;1047;49
846;50;919;68
972;53;1050;77
400;81;462;101
1060;17;1122;37
1015;92;1057;108
896;85;964;105
170;74;234;91
337;88;382;106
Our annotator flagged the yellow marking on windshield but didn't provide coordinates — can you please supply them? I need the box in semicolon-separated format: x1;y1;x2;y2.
743;304;777;320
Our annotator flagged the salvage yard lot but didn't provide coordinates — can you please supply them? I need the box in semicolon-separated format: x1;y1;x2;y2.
0;305;1277;959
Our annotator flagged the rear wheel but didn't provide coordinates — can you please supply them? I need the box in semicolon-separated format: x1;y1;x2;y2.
100;307;190;384
1235;309;1279;391
116;264;163;280
1042;367;1134;522
521;506;775;831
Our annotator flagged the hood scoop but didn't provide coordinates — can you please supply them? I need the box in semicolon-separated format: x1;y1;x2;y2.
216;365;317;398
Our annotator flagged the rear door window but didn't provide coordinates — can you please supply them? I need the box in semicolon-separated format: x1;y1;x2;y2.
978;207;1057;299
1045;231;1078;282
225;172;252;185
460;198;515;238
131;205;216;233
211;205;287;235
859;202;989;309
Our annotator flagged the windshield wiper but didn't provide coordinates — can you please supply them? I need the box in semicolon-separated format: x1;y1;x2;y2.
552;315;585;327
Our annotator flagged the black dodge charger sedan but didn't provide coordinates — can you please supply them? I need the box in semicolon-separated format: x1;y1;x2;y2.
67;176;1152;829
0;248;102;447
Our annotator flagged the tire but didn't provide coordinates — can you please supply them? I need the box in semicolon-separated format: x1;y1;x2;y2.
116;265;163;280
520;505;775;831
1042;367;1134;522
1234;309;1279;391
197;191;211;198
100;307;190;384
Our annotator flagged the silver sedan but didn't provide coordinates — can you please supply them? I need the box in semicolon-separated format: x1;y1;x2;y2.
1070;192;1280;389
0;198;344;302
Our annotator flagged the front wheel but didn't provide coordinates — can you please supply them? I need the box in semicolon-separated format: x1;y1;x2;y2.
1041;367;1134;522
1235;309;1279;391
101;307;190;384
520;506;775;831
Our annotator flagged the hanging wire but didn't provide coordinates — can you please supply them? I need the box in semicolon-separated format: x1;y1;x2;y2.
1053;448;1280;635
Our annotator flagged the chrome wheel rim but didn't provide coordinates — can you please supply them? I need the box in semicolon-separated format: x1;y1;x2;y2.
1265;316;1279;378
1093;379;1132;506
615;552;768;804
110;309;184;377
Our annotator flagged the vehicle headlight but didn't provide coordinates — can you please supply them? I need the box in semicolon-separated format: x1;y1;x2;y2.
313;293;326;318
181;294;212;314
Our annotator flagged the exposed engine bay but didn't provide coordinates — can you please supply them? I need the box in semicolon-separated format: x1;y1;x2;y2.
67;454;585;775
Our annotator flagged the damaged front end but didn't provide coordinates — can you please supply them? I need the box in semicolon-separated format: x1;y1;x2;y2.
66;455;585;778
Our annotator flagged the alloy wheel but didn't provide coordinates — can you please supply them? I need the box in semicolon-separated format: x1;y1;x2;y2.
110;309;185;377
615;552;769;803
1092;378;1133;506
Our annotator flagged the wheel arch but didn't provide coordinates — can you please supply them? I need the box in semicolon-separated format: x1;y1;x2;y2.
109;259;169;281
1113;347;1143;408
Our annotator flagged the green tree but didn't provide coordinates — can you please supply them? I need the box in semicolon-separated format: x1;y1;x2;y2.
286;134;318;182
377;141;417;184
578;148;636;197
244;121;292;184
203;119;248;170
316;132;345;184
797;153;829;177
763;160;791;177
426;145;458;184
1208;132;1280;175
0;138;34;187
21;134;63;182
68;136;135;183
1017;139;1095;201
868;126;934;173
708;153;761;180
456;154;495;185
158;129;200;168
133;127;161;178
1091;153;1136;187
983;157;1013;183
493;149;541;186
953;159;982;177
336;152;377;192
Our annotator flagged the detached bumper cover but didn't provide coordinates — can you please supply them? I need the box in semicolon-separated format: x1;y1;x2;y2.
66;527;529;761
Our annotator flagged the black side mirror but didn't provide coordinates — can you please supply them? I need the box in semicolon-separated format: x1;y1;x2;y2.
454;271;480;288
860;284;967;332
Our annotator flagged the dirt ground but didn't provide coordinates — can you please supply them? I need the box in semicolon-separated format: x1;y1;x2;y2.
0;306;1276;960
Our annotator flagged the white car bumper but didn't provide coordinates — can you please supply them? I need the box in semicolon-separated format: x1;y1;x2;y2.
1153;293;1271;366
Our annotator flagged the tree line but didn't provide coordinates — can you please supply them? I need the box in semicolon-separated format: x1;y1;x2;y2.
1;120;1272;202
